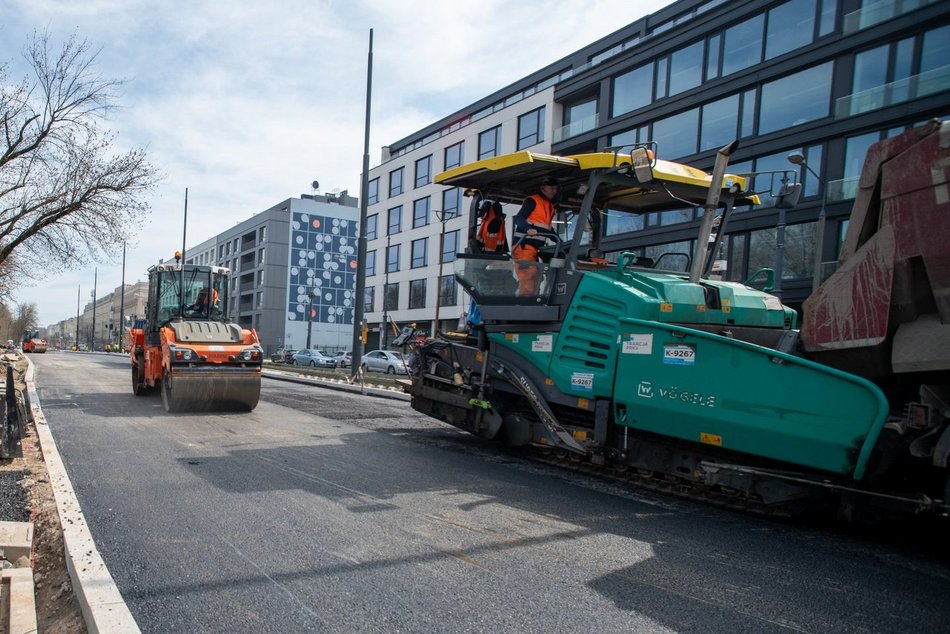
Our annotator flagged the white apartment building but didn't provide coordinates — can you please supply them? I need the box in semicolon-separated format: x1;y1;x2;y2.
364;82;562;349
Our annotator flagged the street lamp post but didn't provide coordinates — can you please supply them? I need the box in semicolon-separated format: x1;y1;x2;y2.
381;234;391;350
788;151;827;293
306;286;317;349
432;209;457;335
90;267;98;350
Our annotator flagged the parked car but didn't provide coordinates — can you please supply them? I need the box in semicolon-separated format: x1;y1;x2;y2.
360;349;407;374
332;351;353;368
271;348;297;364
292;349;338;368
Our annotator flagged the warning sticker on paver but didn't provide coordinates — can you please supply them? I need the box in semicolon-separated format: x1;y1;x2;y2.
622;334;653;355
532;334;553;352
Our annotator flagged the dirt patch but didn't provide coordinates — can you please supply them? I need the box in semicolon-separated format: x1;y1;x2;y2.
1;353;86;633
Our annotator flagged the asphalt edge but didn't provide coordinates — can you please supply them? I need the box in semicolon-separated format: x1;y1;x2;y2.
262;366;411;401
24;358;141;634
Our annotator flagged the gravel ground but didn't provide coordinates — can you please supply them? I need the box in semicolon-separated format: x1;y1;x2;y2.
0;469;30;522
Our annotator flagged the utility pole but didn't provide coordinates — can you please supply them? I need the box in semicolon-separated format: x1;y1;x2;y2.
75;285;80;349
306;286;316;349
351;28;374;378
91;267;98;350
381;234;390;350
119;242;126;350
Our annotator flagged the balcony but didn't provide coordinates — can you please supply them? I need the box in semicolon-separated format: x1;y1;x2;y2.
835;65;950;118
843;0;941;33
552;113;600;143
825;177;860;203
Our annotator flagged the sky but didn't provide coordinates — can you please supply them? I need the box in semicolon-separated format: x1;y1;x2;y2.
2;0;675;326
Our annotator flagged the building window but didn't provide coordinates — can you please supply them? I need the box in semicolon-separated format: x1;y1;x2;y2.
655;57;668;99
652;108;699;159
255;291;263;309
387;206;402;235
258;248;265;265
442;188;461;218
366;214;378;241
439;274;457;307
611;63;653;117
415;155;432;188
765;0;817;61
517;107;545;150
364;286;374;313
257;270;264;285
384;282;399;311
758;62;832;135
409;279;426;309
413;197;430;229
389;167;404;197
386;244;400;273
740;89;757;138
748;222;816;280
706;33;721;81
563;98;598;137
411;237;428;268
667;40;704;96
258;226;266;242
478;126;501;159
442;229;459;264
444;141;464;170
366;250;376;277
368;178;379;205
700;94;740;152
834;131;881;200
722;14;764;76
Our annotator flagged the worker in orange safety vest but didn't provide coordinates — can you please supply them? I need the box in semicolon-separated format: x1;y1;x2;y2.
511;177;560;296
476;200;508;253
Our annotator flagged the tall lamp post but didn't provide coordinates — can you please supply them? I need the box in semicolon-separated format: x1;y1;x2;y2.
306;286;317;349
381;234;391;350
787;151;827;293
90;267;98;350
432;209;457;335
75;285;81;350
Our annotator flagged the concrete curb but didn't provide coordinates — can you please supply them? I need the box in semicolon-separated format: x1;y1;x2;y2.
24;360;141;634
1;567;37;634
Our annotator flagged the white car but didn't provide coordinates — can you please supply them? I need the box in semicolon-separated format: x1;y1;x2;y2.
360;350;407;374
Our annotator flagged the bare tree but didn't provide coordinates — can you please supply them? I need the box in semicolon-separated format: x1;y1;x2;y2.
0;31;160;276
0;301;12;342
10;302;39;340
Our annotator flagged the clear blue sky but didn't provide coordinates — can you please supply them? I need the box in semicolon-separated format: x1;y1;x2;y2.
2;0;673;324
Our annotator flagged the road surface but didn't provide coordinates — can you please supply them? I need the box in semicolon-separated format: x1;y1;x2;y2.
30;352;950;633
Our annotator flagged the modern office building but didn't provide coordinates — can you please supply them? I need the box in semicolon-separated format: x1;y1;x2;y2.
364;0;949;344
186;192;359;355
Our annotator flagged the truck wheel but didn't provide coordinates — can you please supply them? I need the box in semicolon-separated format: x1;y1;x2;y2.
131;358;147;396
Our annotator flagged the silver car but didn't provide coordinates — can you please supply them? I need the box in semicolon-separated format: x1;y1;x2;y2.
292;349;338;368
360;350;407;374
332;351;353;368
